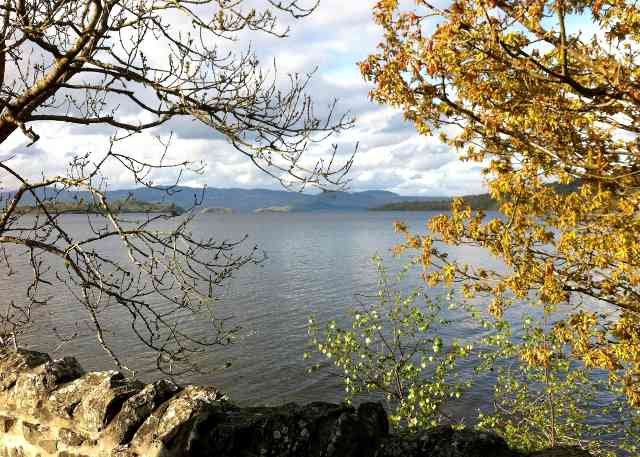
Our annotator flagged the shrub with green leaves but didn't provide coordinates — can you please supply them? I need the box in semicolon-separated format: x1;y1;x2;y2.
307;256;480;429
308;256;638;456
478;315;639;457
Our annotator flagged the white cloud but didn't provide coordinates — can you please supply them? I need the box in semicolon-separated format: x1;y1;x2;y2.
0;0;485;197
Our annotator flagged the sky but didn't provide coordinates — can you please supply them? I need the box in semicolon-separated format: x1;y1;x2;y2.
0;0;593;197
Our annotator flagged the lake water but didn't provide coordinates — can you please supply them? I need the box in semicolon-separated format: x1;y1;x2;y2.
1;211;609;420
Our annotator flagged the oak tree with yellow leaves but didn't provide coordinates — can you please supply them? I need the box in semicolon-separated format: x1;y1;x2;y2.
361;0;640;405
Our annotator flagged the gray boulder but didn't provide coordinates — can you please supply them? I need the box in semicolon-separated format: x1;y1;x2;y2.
0;348;50;392
12;357;84;416
179;401;388;457
529;448;593;457
47;370;143;433
105;379;181;445
377;426;519;457
131;385;226;455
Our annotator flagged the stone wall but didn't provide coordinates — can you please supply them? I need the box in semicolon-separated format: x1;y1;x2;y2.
0;349;591;457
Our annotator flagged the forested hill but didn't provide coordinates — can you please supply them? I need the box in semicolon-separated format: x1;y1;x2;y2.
369;181;581;211
370;193;497;211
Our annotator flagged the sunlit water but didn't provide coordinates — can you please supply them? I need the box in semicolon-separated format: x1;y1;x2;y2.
2;211;614;423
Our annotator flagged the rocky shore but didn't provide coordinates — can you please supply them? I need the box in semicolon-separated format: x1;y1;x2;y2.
0;349;591;457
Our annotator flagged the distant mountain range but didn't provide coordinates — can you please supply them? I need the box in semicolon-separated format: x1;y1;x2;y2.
9;181;584;213
9;186;445;213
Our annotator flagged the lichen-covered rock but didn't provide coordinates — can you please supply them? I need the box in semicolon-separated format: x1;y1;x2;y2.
47;370;143;434
11;357;84;415
356;402;389;438
47;371;121;418
38;439;57;454
376;426;519;457
21;421;57;453
0;349;50;392
310;402;388;457
21;422;44;446
0;415;15;432
37;357;84;387
0;348;596;457
57;452;92;457
74;378;144;435
131;385;225;455
2;446;26;457
105;379;181;445
58;428;87;447
196;401;388;457
529;448;593;457
110;446;140;457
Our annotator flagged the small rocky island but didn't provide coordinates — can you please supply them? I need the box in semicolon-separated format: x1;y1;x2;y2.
16;199;185;216
253;206;292;213
0;349;591;457
200;207;234;214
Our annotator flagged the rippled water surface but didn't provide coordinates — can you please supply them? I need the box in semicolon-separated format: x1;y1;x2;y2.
1;211;584;414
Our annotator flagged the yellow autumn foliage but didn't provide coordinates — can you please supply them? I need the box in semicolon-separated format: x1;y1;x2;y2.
362;0;640;405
